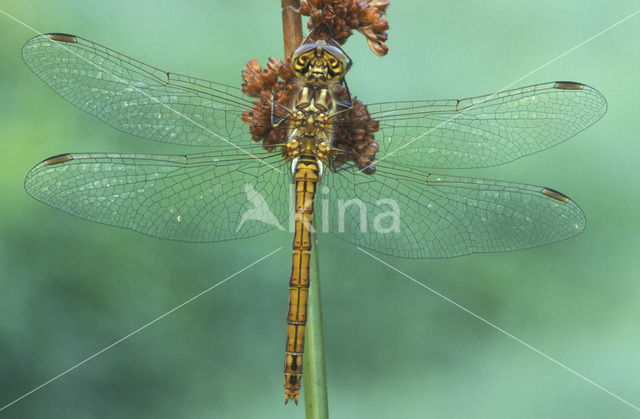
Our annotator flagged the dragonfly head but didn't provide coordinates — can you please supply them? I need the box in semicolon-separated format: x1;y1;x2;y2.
291;40;350;83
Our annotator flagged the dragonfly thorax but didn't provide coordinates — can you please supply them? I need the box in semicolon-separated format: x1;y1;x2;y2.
296;84;332;111
283;107;332;162
279;38;355;168
282;80;338;162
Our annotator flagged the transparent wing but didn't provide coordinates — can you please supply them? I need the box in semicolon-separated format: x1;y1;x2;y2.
321;162;585;258
22;33;253;147
25;146;290;242
365;82;606;169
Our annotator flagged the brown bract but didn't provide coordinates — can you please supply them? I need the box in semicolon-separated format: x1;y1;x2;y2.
241;58;297;151
299;0;390;56
333;94;380;173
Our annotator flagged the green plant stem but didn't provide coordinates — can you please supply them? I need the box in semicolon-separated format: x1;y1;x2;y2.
303;230;328;418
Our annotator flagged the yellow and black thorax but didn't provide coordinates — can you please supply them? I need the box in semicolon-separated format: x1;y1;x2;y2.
283;39;353;164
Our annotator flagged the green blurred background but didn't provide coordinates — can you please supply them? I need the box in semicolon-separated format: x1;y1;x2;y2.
1;1;639;417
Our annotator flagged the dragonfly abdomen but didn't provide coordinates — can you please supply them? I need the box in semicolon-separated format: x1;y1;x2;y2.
284;154;321;404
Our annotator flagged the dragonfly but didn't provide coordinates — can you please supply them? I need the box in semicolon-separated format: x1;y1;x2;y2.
22;32;606;404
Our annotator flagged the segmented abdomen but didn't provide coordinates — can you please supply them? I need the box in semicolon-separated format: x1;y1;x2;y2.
283;155;320;404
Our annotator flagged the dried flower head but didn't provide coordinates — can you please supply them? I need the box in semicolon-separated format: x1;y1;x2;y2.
241;58;297;151
241;1;384;170
299;0;389;56
332;89;380;172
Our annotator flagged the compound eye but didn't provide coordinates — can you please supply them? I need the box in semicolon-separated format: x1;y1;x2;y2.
324;55;343;78
292;52;312;76
296;54;309;66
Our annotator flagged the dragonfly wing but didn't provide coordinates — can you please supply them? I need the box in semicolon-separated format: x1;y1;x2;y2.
22;33;253;147
322;164;585;258
25;148;290;242
366;82;606;169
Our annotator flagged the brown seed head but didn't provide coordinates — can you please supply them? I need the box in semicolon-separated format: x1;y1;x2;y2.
299;0;390;56
241;58;297;150
332;91;380;171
